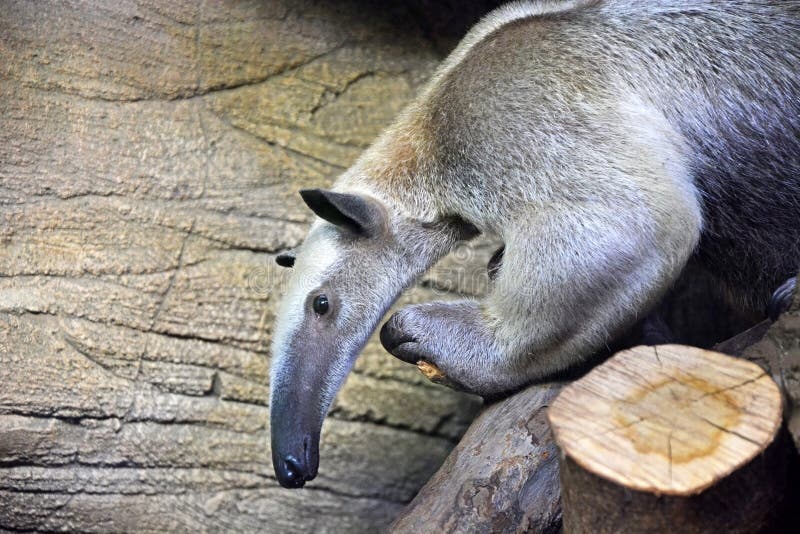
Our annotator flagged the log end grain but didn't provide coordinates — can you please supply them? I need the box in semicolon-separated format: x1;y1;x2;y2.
548;344;782;496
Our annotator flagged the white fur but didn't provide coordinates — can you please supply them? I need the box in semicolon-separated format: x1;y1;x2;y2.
270;222;340;389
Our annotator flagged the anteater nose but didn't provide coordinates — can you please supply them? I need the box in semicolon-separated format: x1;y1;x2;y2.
278;455;309;488
271;431;320;489
283;456;304;484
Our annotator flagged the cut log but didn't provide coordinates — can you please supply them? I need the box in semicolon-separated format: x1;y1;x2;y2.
548;344;788;534
397;284;800;533
713;319;772;358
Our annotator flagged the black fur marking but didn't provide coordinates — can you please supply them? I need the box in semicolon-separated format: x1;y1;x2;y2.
276;251;296;268
299;189;384;236
487;245;505;281
638;312;675;346
623;4;800;312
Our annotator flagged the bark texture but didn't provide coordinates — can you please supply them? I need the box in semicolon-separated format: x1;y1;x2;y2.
389;383;564;534
559;443;789;534
715;272;800;452
0;1;501;531
739;285;800;446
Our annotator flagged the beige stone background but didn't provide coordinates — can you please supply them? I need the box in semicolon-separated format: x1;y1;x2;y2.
0;1;504;531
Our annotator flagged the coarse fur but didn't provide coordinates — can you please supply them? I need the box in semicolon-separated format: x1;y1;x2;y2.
270;0;800;488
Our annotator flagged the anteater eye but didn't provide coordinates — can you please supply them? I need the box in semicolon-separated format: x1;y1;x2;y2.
313;295;329;315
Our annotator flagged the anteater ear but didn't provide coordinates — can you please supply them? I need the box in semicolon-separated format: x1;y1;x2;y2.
299;189;386;236
275;250;296;268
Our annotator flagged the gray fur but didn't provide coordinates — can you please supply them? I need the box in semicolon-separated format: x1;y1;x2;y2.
271;0;800;486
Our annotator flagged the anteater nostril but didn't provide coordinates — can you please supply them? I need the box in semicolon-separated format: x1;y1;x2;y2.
282;455;306;487
283;458;297;478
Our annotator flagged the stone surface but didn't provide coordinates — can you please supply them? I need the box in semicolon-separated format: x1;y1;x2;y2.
0;1;502;531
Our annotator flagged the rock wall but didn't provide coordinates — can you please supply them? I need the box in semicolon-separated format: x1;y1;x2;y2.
0;1;500;531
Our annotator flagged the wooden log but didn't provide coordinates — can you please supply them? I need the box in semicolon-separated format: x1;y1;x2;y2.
713;319;772;358
389;382;564;533
548;345;788;534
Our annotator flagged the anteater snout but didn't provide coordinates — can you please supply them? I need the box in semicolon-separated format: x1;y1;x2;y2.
276;454;312;488
272;431;319;489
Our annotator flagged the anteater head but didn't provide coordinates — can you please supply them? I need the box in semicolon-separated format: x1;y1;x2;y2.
270;185;477;488
270;188;404;488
